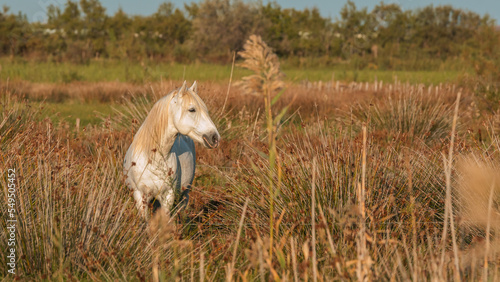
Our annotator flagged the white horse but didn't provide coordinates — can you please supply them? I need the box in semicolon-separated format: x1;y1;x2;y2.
123;81;220;218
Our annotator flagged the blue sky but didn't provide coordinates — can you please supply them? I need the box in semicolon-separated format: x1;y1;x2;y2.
4;0;500;23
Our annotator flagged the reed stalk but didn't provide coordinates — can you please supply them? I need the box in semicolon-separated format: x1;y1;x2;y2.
237;34;285;264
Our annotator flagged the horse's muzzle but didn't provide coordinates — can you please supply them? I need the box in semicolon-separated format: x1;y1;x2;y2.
202;132;220;149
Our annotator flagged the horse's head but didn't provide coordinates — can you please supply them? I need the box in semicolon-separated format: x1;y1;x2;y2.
170;81;220;149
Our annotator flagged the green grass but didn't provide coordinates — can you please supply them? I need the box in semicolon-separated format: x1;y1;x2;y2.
37;101;122;126
286;67;464;85
0;58;249;83
0;58;467;85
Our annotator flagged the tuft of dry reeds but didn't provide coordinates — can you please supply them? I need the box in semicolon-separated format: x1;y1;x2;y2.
352;91;456;145
237;35;285;97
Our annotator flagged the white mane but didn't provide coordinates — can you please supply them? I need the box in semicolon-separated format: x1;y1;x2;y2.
129;87;209;158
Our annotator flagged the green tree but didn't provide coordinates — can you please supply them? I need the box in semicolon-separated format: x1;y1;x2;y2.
108;7;131;39
107;8;132;59
0;6;30;57
335;1;376;59
190;0;266;62
260;3;333;58
150;2;191;59
61;1;81;40
80;0;108;58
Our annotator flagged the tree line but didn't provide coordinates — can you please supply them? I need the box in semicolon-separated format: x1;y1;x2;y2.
0;0;498;71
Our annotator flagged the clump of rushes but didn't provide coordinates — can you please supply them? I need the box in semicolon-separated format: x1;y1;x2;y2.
238;34;286;262
353;92;454;144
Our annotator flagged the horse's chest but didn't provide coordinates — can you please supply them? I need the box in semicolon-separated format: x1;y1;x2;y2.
139;152;194;194
170;135;196;188
125;135;196;196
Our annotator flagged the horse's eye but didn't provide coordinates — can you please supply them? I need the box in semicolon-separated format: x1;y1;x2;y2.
188;108;196;113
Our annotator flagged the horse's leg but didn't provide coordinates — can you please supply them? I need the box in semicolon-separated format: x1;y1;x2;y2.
180;184;191;209
133;190;148;218
157;189;176;218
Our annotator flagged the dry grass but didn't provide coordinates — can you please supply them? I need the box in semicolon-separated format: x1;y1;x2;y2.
1;68;500;280
457;156;500;228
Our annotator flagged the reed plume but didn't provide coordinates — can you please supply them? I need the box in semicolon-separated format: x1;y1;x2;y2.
237;34;284;97
237;34;286;267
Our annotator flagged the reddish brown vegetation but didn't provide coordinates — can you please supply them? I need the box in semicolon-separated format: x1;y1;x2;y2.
1;78;500;280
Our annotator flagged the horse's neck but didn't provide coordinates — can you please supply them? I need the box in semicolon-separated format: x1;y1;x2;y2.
130;124;177;161
130;93;178;159
158;128;177;154
155;101;177;155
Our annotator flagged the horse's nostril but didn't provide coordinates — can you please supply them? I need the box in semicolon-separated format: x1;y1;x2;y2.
202;133;219;148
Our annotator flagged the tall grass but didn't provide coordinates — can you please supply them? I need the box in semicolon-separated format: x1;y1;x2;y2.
1;63;500;280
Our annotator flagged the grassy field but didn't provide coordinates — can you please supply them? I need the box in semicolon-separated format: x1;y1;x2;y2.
1;58;466;85
0;57;470;128
1;52;500;280
36;101;122;126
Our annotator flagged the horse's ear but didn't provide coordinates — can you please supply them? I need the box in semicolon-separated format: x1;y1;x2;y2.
189;81;198;93
177;80;187;97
